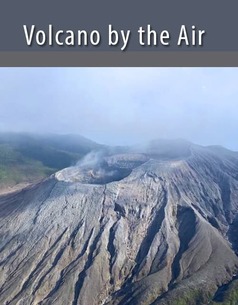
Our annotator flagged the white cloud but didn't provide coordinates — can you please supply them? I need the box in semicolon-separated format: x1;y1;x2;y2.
0;68;238;149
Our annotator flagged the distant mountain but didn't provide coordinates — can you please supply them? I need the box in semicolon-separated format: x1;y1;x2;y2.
0;132;101;192
0;139;238;304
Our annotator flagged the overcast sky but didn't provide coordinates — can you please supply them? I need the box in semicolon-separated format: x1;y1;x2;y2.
0;68;237;149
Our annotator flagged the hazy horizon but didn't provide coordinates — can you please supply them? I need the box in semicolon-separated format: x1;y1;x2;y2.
0;68;238;149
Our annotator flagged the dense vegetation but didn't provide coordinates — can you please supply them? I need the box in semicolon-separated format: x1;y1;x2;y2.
211;280;238;305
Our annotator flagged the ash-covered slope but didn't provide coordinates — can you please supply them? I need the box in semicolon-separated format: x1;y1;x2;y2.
1;140;238;305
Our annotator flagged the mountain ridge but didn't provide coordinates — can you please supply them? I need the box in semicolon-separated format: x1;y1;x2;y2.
0;132;101;192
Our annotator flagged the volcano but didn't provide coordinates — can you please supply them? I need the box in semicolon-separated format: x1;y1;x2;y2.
1;139;238;305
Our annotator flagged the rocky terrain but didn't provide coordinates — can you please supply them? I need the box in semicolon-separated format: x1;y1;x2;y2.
0;139;238;305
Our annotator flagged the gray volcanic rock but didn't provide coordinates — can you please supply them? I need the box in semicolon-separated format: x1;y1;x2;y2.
0;141;238;305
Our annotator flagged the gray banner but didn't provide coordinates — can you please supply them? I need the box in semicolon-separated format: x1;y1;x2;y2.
0;52;238;67
1;0;238;66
